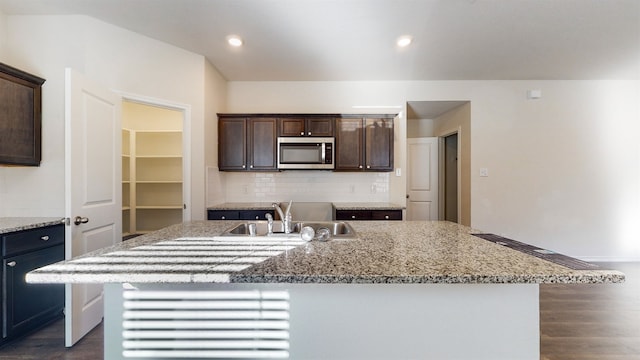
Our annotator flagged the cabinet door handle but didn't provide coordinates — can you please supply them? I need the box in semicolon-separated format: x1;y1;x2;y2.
41;235;50;241
308;132;311;135
367;165;371;169
300;132;304;136
358;165;363;169
7;261;16;267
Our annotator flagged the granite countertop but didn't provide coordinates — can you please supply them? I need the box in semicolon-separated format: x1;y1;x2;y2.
208;202;275;210
26;220;624;285
0;217;66;235
208;202;405;211
332;202;404;210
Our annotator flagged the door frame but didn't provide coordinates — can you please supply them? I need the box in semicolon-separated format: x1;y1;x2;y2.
437;126;462;223
116;91;192;222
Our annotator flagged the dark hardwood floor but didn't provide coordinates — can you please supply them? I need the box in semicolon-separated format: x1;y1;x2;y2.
540;262;640;360
0;262;637;359
0;319;103;360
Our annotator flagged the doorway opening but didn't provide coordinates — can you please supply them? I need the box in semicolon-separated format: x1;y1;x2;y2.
406;101;469;225
442;132;459;223
121;99;190;239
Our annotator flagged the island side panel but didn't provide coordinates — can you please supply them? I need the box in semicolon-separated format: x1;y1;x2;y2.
103;282;539;360
287;283;539;360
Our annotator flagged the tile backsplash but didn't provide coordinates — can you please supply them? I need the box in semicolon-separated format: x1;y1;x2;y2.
218;171;390;203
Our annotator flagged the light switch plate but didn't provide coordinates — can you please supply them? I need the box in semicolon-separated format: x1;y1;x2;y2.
480;168;489;177
395;168;401;177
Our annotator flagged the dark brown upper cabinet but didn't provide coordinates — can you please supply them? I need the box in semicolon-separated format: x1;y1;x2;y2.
248;117;277;170
278;116;334;137
218;115;277;171
335;116;394;172
364;117;394;171
0;63;46;166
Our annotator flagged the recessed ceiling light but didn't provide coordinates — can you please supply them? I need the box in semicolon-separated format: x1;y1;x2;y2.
227;35;243;47
397;36;413;47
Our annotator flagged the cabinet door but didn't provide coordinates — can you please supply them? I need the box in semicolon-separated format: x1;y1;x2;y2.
4;245;64;339
335;118;364;170
365;118;394;171
279;118;306;137
218;118;247;170
249;118;277;170
0;63;45;166
306;117;334;137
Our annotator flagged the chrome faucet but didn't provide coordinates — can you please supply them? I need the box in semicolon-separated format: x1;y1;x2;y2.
272;200;293;233
265;213;274;235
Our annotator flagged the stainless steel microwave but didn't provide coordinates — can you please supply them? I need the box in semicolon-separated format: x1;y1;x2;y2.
277;137;334;170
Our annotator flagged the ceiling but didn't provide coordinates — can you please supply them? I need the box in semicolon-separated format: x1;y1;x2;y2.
0;0;638;83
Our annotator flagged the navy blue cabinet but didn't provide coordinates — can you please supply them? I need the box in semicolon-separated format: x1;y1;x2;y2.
208;209;275;221
335;209;402;221
1;224;64;346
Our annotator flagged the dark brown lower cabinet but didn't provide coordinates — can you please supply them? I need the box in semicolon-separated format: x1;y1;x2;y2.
1;224;64;346
208;210;275;221
335;209;402;221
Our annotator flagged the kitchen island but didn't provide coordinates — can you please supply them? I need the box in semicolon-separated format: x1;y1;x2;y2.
27;220;624;359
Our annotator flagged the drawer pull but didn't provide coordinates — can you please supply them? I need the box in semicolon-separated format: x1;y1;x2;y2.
385;215;390;219
41;235;50;241
221;216;226;220
351;215;356;219
7;261;16;267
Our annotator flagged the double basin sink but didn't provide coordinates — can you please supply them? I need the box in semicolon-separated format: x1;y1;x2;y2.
221;220;356;241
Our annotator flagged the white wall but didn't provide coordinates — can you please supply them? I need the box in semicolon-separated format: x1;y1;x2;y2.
407;119;434;138
0;9;6;60
204;60;228;207
227;80;640;261
0;14;227;220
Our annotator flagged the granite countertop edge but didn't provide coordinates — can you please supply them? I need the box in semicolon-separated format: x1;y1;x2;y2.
0;217;66;235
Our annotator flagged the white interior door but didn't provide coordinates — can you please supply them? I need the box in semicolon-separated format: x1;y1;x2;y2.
65;68;122;346
407;138;438;220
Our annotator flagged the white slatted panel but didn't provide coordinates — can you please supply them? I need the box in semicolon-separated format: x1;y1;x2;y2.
122;287;290;359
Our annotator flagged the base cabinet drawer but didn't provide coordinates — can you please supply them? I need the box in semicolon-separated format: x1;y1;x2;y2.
370;210;403;220
335;210;371;220
208;210;275;221
207;210;240;220
239;210;275;220
335;209;402;221
3;225;64;257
